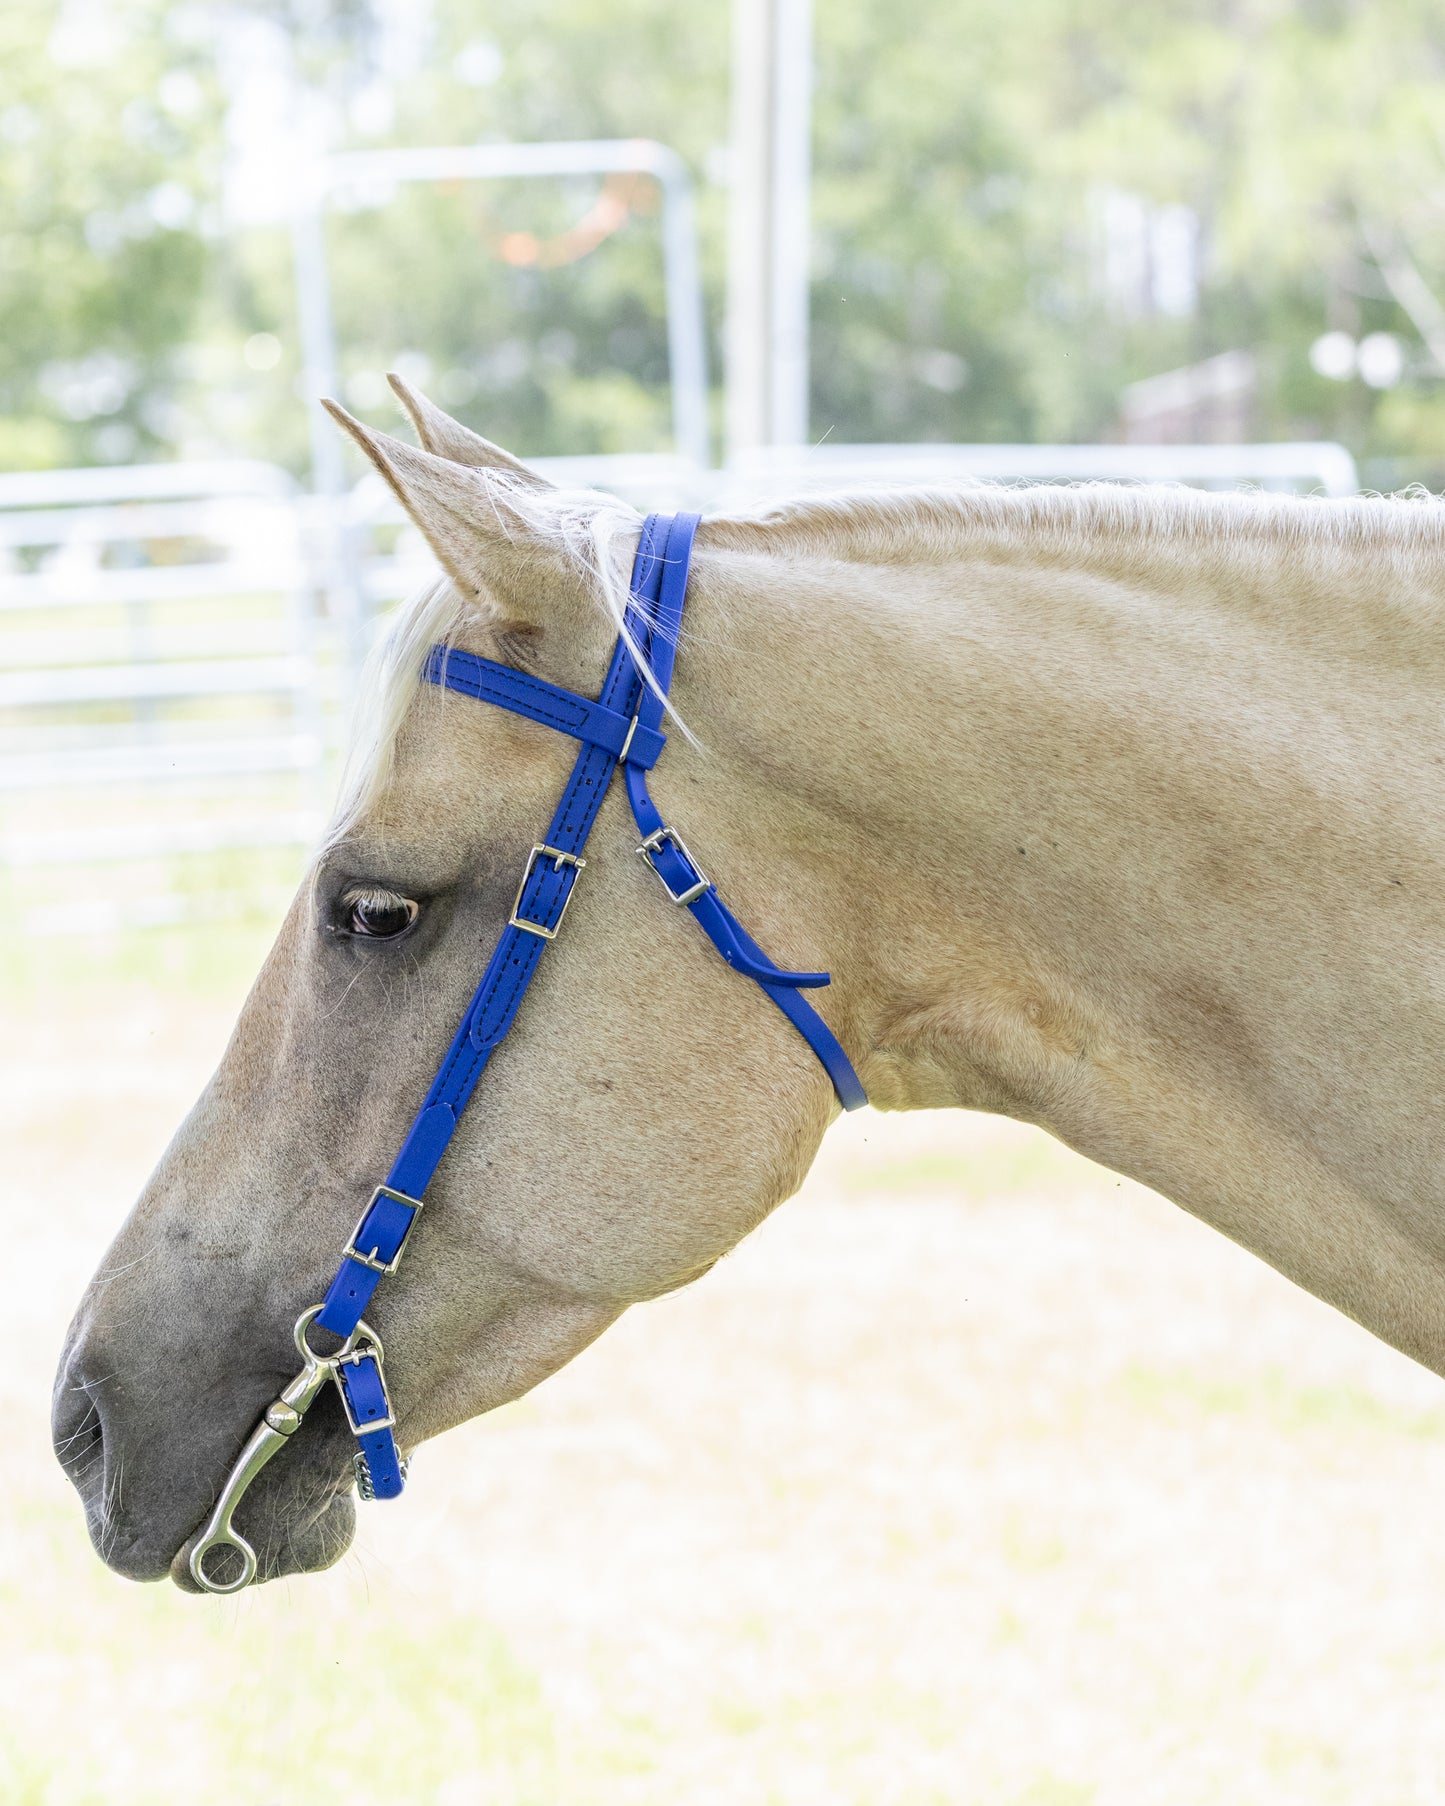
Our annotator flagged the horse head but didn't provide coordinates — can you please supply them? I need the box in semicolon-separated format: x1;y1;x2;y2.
53;380;858;1587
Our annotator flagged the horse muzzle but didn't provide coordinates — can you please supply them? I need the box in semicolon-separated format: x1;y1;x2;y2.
52;1318;362;1589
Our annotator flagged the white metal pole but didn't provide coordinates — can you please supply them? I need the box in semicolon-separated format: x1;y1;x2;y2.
290;174;370;701
727;0;771;460
290;188;343;503
770;0;812;448
727;0;813;460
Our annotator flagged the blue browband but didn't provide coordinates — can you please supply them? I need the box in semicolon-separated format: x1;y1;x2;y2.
305;513;866;1501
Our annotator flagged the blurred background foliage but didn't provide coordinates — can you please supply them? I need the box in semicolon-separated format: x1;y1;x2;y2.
5;0;1445;482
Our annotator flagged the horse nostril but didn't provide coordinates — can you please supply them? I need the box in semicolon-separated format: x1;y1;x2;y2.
52;1375;106;1491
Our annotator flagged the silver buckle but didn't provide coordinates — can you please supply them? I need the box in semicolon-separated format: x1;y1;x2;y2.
341;1183;423;1276
636;825;710;906
336;1349;397;1438
509;844;585;940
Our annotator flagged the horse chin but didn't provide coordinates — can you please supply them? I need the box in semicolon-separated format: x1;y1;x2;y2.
169;1486;357;1593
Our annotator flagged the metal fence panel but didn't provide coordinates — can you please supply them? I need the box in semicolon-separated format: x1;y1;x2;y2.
0;461;328;935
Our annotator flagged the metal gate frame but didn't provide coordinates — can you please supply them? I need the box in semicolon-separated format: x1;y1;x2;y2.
288;138;709;687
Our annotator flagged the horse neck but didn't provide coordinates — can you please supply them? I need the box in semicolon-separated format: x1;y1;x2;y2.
668;501;1445;1381
676;508;1444;1134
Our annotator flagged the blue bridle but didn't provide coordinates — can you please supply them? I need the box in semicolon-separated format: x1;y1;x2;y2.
188;511;866;1590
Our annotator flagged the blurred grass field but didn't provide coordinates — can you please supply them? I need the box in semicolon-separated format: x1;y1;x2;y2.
8;916;1445;1806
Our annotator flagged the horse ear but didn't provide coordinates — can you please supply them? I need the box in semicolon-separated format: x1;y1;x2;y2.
321;398;579;636
385;372;552;488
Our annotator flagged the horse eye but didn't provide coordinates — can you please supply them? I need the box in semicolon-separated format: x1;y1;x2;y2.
340;887;419;940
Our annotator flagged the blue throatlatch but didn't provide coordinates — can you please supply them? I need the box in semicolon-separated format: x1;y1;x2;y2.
307;512;866;1502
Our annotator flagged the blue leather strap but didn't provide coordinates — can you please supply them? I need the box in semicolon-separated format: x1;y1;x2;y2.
314;509;868;1500
621;514;871;1112
336;1352;404;1499
424;645;668;769
316;535;659;1343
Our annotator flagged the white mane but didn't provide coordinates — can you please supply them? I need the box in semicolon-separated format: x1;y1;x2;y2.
707;476;1445;566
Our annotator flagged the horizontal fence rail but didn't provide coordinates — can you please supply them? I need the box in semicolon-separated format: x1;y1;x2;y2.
0;461;327;935
719;440;1361;498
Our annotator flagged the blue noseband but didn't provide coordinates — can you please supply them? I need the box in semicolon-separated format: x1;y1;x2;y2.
190;513;865;1583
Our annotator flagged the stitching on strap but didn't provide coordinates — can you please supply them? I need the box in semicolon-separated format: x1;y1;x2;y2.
432;653;592;732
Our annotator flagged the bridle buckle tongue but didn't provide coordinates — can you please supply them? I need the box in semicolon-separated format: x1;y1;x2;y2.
636;824;711;906
336;1336;406;1503
508;843;585;940
340;1183;424;1278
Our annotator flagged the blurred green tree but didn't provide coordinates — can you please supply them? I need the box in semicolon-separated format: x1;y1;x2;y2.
4;0;1445;479
811;0;1445;468
0;0;217;467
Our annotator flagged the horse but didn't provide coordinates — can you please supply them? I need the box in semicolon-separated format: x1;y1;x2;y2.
53;374;1445;1589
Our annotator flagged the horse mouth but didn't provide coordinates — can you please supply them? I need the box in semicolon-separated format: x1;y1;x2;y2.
54;1354;362;1591
170;1484;357;1592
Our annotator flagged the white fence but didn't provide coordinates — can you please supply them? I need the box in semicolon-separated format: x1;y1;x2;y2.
1;440;1359;936
717;440;1360;501
0;461;326;933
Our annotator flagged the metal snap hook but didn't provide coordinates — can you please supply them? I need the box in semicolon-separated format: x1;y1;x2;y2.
292;1302;385;1368
187;1306;383;1594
